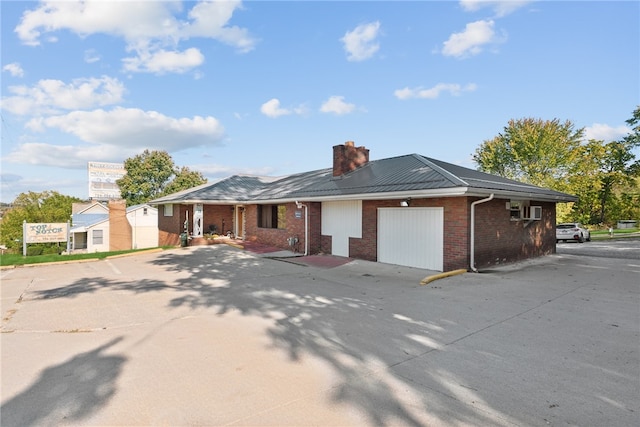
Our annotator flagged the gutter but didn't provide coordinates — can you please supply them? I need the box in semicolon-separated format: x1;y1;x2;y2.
470;193;494;272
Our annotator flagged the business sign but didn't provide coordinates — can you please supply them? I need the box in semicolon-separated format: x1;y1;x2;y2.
88;161;126;200
24;222;69;243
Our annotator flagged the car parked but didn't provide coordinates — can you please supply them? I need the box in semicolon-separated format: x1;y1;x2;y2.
556;223;591;243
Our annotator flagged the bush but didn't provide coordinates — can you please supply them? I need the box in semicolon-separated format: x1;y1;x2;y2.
26;246;44;256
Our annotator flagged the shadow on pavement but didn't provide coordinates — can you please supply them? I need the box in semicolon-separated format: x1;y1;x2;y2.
1;337;126;427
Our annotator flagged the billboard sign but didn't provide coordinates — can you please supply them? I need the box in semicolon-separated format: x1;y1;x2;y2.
24;222;69;243
88;161;126;200
23;222;70;256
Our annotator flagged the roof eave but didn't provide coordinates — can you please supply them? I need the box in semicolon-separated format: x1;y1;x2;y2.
150;187;577;205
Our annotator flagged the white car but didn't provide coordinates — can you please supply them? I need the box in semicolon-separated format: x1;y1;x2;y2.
556;223;591;243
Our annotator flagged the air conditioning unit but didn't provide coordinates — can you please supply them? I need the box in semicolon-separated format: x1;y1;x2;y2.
524;206;542;220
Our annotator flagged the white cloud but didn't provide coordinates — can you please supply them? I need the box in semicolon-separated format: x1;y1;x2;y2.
0;76;125;115
2;63;25;77
260;98;307;118
260;98;291;118
441;19;502;58
14;0;256;74
4;141;133;168
394;83;477;100
182;0;256;53
341;21;381;62
460;0;533;18
84;49;101;63
122;47;205;74
320;96;356;115
23;107;225;152
585;123;631;142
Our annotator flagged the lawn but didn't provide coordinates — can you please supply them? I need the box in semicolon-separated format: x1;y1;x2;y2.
590;227;639;239
0;247;166;267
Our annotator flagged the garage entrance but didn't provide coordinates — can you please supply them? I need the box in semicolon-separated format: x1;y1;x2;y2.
378;207;444;271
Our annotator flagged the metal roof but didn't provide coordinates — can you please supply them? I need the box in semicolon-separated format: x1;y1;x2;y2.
150;154;577;204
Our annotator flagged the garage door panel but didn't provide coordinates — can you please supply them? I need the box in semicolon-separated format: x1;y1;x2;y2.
378;208;443;271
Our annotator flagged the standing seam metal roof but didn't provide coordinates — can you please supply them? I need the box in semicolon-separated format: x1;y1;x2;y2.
149;153;577;203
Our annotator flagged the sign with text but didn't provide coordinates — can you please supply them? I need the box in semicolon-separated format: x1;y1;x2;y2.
24;223;69;243
88;161;126;200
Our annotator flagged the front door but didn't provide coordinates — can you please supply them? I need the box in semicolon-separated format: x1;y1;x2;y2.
193;203;203;237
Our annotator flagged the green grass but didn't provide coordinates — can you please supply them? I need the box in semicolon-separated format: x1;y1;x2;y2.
591;227;639;236
0;247;168;267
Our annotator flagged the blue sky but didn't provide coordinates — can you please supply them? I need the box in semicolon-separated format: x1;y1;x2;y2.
1;0;638;203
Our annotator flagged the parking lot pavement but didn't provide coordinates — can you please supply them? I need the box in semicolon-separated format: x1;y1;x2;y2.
1;244;639;426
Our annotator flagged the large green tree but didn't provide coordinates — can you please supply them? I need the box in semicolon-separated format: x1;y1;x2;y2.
474;109;640;225
473;118;584;189
0;191;82;251
117;150;207;205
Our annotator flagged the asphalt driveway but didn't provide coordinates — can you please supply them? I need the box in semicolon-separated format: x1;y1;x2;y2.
1;242;638;426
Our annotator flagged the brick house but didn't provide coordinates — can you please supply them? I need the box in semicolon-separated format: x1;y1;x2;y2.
151;142;576;272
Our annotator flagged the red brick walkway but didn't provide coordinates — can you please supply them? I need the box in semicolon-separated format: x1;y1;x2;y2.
228;240;353;269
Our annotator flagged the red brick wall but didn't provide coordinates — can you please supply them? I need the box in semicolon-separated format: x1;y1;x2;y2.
158;204;236;246
244;202;322;253
109;199;132;251
202;205;235;236
318;197;556;271
157;198;557;270
158;204;186;246
344;198;470;271
473;199;556;268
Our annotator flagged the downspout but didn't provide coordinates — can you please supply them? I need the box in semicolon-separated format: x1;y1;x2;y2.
470;193;494;273
295;201;308;256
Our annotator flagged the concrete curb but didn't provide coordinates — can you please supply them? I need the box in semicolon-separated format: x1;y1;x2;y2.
420;268;467;285
1;248;165;269
105;248;164;259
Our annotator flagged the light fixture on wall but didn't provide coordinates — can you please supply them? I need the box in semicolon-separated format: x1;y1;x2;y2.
400;198;411;207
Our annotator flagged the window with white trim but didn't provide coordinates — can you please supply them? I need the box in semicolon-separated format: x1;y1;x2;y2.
164;204;173;216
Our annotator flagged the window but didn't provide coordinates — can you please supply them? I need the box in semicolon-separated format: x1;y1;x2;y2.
509;200;523;220
164;204;173;216
143;207;148;215
92;229;103;245
508;200;541;220
523;205;542;220
258;204;286;229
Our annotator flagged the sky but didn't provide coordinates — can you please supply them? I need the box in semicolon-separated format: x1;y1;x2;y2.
1;0;638;203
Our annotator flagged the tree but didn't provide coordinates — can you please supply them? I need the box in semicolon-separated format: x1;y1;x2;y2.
163;166;207;196
474;109;640;225
594;106;640;224
473;118;584;189
117;150;207;205
0;191;82;251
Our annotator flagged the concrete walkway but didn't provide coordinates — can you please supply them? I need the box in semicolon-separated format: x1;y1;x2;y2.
1;244;638;426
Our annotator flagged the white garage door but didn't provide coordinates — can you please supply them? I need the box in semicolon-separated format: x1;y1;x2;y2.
378;207;443;271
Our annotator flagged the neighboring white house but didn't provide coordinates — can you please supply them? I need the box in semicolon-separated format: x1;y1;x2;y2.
127;204;159;249
70;201;158;252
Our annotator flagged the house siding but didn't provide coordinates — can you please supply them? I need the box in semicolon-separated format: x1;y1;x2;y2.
126;207;159;249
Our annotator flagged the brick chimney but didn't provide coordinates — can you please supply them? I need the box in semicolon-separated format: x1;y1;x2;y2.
109;199;132;251
332;141;370;177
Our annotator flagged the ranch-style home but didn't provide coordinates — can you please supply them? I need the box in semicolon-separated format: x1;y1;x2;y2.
151;142;577;272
